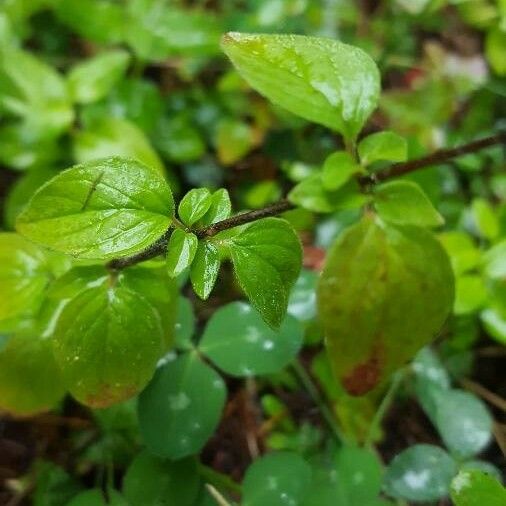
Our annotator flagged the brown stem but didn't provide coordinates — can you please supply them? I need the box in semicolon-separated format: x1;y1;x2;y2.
107;133;505;270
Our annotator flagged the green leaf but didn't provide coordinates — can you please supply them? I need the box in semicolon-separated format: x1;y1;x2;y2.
486;27;506;76
229;218;302;328
0;47;74;137
318;217;454;395
481;306;506;344
0;330;65;415
454;275;487;314
242;452;312;506
53;281;164;407
215;117;254;165
451;470;506;506
384;444;457;502
222;33;380;141
0;233;67;323
178;188;213;227
438;231;481;276
483;240;506;280
166;229;198;278
358;131;407;165
74;118;166;175
126;1;221;61
190;241;221;300
200;301;303;376
138;352;226;459
17;157;174;260
471;198;499;240
321;151;362;191
118;266;178;351
175;297;196;350
200;189;232;226
67;50;130;104
433;389;492;459
123;451;200;506
289;175;369;213
374;181;444;228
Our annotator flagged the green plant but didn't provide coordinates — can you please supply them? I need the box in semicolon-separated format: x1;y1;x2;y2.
1;3;505;504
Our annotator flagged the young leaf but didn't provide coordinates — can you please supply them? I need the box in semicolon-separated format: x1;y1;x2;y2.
17;157;174;260
74;118;166;175
318;216;454;395
242;452;312;506
0;331;65;415
222;33;380;141
289;175;369;213
178;188;213;226
53;282;164;407
0;233;53;322
200;302;303;376
384;445;457;502
166;229;198;278
200;188;232;226
123;451;200;506
321;151;363;191
138;352;226;459
67;49;130;104
451;470;506;506
229;217;302;328
358;131;407;165
433;390;492;459
190;241;221;300
374;180;444;228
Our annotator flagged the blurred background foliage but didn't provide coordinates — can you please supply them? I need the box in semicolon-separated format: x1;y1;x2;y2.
0;0;505;505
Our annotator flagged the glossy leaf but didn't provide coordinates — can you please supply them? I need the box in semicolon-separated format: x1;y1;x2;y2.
190;241;221;300
222;33;380;141
287;269;318;321
384;444;457;502
0;330;65;415
358;131;407;165
321;151;362;191
200;301;303;376
178;188;213;227
123;451;200;506
451;470;506;506
138;352;226;459
318;216;454;395
0;233;53;322
201;188;232;226
74;118;166;175
166;229;198;278
17;157;174;260
374;181;444;228
67;50;130;104
53;282;164;407
433;389;492;459
230;218;302;328
242;452;312;506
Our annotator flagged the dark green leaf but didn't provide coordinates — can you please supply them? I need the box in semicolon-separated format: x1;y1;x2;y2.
174;297;196;350
123;451;200;506
178;188;213;227
230;218;302;328
384;445;457;502
17;157;174;260
190;241;221;300
138;352;226;459
242;452;312;506
374;181;444;228
222;33;380;141
200;301;303;376
166;229;198;278
53;281;164;407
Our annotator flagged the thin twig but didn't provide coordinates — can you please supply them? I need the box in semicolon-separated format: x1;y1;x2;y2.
107;133;505;270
